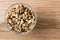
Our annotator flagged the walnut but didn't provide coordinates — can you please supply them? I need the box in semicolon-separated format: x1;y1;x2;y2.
6;4;36;33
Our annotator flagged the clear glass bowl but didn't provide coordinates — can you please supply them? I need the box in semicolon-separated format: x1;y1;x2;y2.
5;3;37;34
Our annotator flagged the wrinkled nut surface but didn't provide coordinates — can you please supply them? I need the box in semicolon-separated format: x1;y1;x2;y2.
6;4;36;33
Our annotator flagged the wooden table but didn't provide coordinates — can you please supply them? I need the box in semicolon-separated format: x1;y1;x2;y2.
0;0;60;40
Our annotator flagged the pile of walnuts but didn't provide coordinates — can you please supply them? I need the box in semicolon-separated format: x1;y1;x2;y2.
6;4;35;33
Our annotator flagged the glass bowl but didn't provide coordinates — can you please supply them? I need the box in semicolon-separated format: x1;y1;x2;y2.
5;3;37;34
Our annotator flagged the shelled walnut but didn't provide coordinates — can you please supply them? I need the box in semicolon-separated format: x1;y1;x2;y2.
6;4;36;33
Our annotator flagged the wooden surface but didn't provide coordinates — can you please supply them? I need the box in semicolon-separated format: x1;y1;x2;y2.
0;0;60;40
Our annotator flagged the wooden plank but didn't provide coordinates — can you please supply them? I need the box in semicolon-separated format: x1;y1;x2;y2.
0;0;60;28
0;28;60;40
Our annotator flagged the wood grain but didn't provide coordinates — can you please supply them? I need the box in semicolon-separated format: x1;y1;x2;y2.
0;0;60;28
0;28;60;40
0;0;60;40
